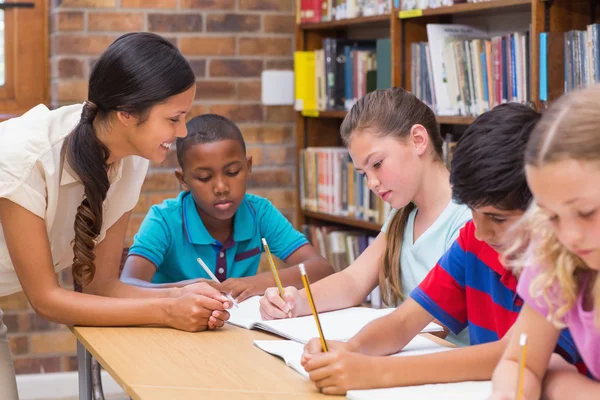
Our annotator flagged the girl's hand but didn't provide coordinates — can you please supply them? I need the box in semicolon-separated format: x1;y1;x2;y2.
165;292;230;332
302;350;379;395
180;281;224;297
301;339;355;365
259;286;300;320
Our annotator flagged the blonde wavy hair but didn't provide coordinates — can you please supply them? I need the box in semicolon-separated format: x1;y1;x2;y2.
503;86;600;329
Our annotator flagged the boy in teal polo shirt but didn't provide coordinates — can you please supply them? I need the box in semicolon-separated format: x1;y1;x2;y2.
121;114;333;302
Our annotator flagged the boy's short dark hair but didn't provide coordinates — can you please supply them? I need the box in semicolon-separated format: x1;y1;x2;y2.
450;103;541;211
176;114;246;168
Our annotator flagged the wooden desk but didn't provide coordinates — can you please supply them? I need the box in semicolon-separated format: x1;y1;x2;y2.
72;324;451;400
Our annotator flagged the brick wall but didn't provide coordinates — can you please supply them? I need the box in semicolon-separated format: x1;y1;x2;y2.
0;0;296;375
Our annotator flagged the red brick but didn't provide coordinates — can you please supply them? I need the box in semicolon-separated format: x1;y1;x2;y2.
265;59;294;69
148;14;203;33
238;37;292;56
206;14;260;33
237;81;261;101
13;357;62;375
141;171;181;192
57;58;84;79
0;292;30;311
126;214;146;240
263;14;295;34
54;35;117;55
131;194;149;214
88;12;145;31
239;0;293;11
150;149;179;168
248;168;294;187
195;81;236;100
264;145;296;165
180;37;235;56
246;146;264;166
181;0;235;9
122;0;177;7
8;336;29;356
209;59;262;78
209;104;263;123
265;106;295;123
241;125;294;144
189;59;206;77
53;11;84;31
186;104;207;121
248;189;296;209
147;192;181;207
57;80;88;102
61;355;79;372
61;0;116;6
30;332;77;355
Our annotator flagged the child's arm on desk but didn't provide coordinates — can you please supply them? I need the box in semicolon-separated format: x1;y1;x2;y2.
301;299;512;395
221;244;333;302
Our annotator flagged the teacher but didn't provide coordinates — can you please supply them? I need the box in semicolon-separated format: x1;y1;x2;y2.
0;32;231;400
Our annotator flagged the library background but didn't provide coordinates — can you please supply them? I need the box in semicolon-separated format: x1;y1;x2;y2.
0;0;597;394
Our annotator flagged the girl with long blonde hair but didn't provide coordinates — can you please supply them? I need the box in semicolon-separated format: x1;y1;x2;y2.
490;86;600;399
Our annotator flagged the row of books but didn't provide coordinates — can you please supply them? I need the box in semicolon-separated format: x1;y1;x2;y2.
294;38;391;113
413;24;530;117
300;0;391;23
302;224;382;306
299;147;393;225
399;0;497;9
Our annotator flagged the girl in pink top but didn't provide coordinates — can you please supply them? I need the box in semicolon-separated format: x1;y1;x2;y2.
490;86;600;400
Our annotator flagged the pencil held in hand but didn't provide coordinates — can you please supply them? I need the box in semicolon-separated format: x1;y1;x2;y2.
516;333;527;400
299;263;328;352
196;257;239;308
262;238;285;297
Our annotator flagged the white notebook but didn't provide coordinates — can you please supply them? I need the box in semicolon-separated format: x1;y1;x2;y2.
254;335;452;381
228;296;443;343
346;381;492;400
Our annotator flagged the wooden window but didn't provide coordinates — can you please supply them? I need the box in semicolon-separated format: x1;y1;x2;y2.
0;0;47;120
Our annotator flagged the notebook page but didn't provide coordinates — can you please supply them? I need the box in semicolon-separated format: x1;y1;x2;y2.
253;340;309;379
346;381;492;400
228;297;443;343
254;335;450;381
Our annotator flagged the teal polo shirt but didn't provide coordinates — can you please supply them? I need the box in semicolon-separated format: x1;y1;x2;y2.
128;191;309;284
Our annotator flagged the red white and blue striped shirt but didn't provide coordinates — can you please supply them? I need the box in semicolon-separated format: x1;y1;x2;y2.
411;221;585;371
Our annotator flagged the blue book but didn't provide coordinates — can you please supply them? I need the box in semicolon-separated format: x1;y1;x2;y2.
481;51;490;106
511;35;517;101
540;32;548;102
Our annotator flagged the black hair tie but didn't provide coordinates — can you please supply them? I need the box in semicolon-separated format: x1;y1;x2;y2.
81;100;99;125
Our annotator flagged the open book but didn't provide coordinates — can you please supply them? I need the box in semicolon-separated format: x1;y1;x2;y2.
228;296;443;343
254;335;452;380
255;336;491;399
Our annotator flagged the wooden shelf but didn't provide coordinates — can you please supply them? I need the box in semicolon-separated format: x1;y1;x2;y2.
315;110;348;118
303;211;382;231
398;0;531;19
301;110;475;125
299;13;390;30
436;115;476;125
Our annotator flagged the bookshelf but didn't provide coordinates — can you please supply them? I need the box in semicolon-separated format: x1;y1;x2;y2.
295;0;596;233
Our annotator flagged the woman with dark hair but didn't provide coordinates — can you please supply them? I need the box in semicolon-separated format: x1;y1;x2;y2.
0;32;230;399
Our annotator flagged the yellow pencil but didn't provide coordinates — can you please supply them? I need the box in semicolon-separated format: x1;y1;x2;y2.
516;333;528;400
299;263;328;352
262;238;285;297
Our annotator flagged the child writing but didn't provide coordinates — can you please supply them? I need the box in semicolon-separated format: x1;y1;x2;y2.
299;103;584;395
121;114;333;302
490;87;600;399
260;87;472;346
